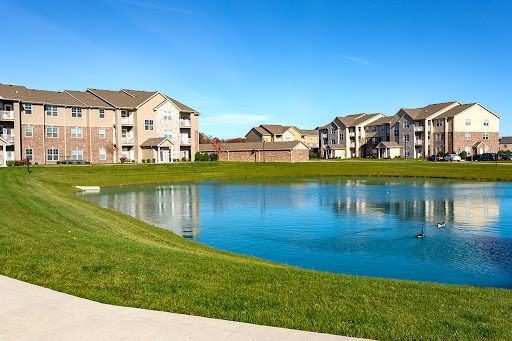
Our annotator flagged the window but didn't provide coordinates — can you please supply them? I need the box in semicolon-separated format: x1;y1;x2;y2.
25;148;33;161
71;128;83;138
72;148;83;161
24;103;32;115
465;133;471;140
372;126;377;132
465;119;471;126
25;126;33;137
47;148;59;161
381;125;385;132
483;133;489;140
121;110;128;117
465;147;471;154
71;107;83;118
46;127;58;138
45;105;58;116
436;147;443;154
99;109;105;119
331;139;335;144
144;119;154;131
331;128;336;134
99;128;106;139
372;137;377;144
436;133;443;141
340;133;344;140
164;130;172;138
403;134;410;142
436;119;443;127
483;119;489;126
394;128;399;137
403;121;410;128
164;111;172;121
99;148;106;161
121;129;127;138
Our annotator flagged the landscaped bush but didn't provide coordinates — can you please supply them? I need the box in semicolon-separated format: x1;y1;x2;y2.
211;153;219;161
309;152;317;159
460;151;467;159
195;151;202;161
6;160;15;166
202;152;210;161
152;158;156;163
142;159;146;163
146;158;151;163
120;157;127;163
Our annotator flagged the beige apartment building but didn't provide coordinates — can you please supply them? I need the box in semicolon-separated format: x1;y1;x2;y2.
0;83;200;165
245;124;319;150
319;102;500;159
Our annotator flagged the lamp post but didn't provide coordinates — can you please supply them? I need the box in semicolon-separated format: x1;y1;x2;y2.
27;157;30;174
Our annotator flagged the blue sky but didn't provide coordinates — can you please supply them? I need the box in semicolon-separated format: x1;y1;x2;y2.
2;0;511;138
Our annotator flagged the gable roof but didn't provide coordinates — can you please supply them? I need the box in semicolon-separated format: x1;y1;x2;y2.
335;113;367;127
140;137;174;147
260;125;290;135
0;83;85;107
435;103;500;119
401;102;459;120
86;89;157;109
325;144;345;150
368;116;392;126
64;90;114;109
376;141;401;148
298;129;318;135
500;137;512;144
245;126;271;138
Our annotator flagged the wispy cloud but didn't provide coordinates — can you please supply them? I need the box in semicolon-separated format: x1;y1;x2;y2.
121;0;203;16
344;56;373;65
201;113;275;127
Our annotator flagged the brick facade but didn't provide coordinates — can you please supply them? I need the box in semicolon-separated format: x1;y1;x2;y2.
452;131;499;154
216;148;308;162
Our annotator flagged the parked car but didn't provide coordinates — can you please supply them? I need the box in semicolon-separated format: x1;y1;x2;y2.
468;154;481;161
501;154;512;160
444;154;462;162
427;154;444;161
480;153;496;161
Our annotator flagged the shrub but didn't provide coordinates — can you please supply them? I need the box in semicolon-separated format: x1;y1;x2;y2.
460;151;467;159
181;157;188;162
309;152;317;159
152;158;156;163
195;151;202;161
142;159;146;163
6;161;15;167
211;153;219;161
120;157;127;163
146;158;151;163
202;152;210;161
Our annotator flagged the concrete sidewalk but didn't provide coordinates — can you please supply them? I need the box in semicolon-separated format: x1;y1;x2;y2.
0;276;373;341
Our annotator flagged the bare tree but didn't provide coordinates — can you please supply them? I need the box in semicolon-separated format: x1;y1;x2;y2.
211;137;228;155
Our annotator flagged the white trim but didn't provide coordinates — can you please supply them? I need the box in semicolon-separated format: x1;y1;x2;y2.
137;91;162;109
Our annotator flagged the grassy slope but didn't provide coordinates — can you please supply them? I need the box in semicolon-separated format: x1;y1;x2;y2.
1;161;511;340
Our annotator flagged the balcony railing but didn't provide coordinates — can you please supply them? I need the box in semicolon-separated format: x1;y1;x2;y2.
349;132;355;137
120;117;134;125
321;133;327;138
415;140;424;146
350;142;355;148
414;126;431;132
0;111;14;119
180;137;191;144
180;120;191;127
122;137;134;145
0;134;14;142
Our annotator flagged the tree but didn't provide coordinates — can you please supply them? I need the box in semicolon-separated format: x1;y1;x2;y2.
211;137;228;155
227;137;246;143
199;133;212;144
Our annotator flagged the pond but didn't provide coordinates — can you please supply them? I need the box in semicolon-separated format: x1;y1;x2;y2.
79;177;512;289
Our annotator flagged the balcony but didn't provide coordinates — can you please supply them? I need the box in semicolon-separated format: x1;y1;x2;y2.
120;117;134;125
180;120;191;127
0;111;14;120
415;140;424;146
0;134;14;142
350;142;355;148
321;133;327;138
414;126;430;132
122;137;134;145
180;137;191;145
349;132;355;137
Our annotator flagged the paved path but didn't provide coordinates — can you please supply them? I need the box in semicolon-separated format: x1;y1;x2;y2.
0;276;373;341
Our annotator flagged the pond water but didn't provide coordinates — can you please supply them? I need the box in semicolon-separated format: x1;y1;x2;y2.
79;177;512;289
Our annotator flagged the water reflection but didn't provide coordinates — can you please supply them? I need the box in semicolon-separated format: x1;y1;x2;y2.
79;177;512;288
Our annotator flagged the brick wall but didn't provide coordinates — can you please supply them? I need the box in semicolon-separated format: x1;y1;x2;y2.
453;132;499;154
65;126;90;162
90;127;115;163
217;149;308;162
21;125;44;164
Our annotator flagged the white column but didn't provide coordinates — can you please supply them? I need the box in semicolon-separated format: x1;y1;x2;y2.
157;146;161;163
2;145;5;167
170;147;173;163
423;120;428;157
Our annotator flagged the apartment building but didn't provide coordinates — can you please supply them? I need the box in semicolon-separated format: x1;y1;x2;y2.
500;137;512;151
0;83;200;165
317;113;384;159
392;102;500;158
245;125;319;150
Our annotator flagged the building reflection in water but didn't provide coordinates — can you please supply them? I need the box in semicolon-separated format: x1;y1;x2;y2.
90;184;201;238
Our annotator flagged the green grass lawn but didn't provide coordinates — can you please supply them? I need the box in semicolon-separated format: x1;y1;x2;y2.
1;160;511;340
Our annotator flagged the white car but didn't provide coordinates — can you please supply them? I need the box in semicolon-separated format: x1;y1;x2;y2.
444;154;462;161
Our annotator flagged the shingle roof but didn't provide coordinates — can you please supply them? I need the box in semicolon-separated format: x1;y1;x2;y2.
377;141;401;148
65;90;114;109
435;104;476;119
161;94;197;112
500;137;512;144
199;141;304;152
402;102;459;120
0;83;85;107
368;116;392;126
298;129;318;135
325;144;346;150
260;125;290;135
140;137;173;147
335;113;367;126
86;89;157;108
